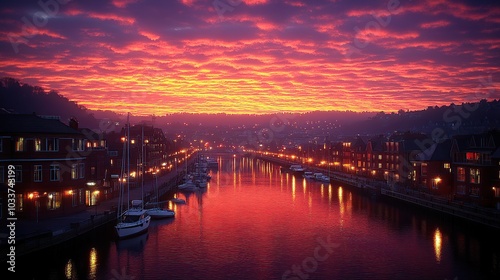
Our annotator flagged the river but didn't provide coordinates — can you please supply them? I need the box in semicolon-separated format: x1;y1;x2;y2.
17;156;500;279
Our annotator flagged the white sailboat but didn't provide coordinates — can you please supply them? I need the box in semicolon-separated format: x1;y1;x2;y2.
147;172;175;219
115;115;151;238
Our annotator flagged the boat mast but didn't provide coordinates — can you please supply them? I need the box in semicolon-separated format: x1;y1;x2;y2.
141;125;144;209
127;112;130;211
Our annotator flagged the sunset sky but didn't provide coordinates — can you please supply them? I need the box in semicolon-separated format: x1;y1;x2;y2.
1;0;499;115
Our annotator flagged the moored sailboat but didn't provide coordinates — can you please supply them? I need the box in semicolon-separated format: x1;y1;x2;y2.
115;114;151;238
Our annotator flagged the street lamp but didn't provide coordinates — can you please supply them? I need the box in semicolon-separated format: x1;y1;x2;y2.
434;177;441;190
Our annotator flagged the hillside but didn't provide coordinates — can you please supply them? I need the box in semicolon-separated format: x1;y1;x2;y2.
1;78;499;137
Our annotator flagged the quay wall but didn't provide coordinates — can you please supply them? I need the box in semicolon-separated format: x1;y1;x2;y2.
252;154;500;230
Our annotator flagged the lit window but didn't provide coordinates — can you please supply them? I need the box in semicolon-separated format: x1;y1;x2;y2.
15;137;24;152
47;192;61;210
71;164;78;179
35;138;42;151
470;168;480;184
47;138;59;151
444;163;450;169
457;167;465;182
466;152;480;163
16;194;23;212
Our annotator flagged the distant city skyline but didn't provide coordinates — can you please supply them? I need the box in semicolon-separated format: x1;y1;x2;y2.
1;0;499;115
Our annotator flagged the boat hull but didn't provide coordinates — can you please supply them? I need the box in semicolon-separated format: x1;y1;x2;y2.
147;208;175;219
115;215;151;238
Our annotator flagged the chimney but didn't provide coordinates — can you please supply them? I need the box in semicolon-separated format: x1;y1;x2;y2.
69;117;79;130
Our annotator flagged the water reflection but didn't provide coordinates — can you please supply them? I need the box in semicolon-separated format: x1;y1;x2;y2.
19;156;500;279
434;228;442;263
116;233;149;254
338;186;345;217
88;247;97;279
65;259;75;280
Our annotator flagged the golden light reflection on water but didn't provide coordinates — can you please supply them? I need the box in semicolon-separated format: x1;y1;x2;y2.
291;175;296;202
65;259;74;279
328;185;332;205
89;247;97;279
434;228;442;263
338;186;344;215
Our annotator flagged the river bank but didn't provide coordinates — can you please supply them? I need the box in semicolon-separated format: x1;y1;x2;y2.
251;153;500;230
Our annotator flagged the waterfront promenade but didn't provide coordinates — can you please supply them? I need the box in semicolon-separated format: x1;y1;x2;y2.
1;160;192;262
253;153;500;230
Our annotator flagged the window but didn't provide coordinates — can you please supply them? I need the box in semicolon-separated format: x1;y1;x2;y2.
71;164;78;179
35;138;59;152
72;139;85;151
91;166;96;176
79;189;84;205
421;163;428;176
16;194;23;212
34;165;42;182
378;155;382;160
378;163;382;169
470;187;480;197
47;192;61;210
14;165;22;182
15;137;24;152
456;185;466;195
444;163;450;169
470;168;480;184
47;138;59;151
466;152;480;163
79;163;85;178
71;190;78;207
35;138;42;151
50;164;60;181
457;167;465;182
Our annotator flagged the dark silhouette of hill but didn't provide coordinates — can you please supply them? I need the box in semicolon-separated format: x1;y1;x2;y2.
0;77;102;128
1;77;498;137
345;99;500;137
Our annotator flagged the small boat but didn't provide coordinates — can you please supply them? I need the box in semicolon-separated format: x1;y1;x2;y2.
147;172;175;219
178;180;197;191
290;164;305;171
147;207;175;219
314;173;330;183
115;200;151;238
281;164;305;174
170;198;186;204
303;171;315;179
